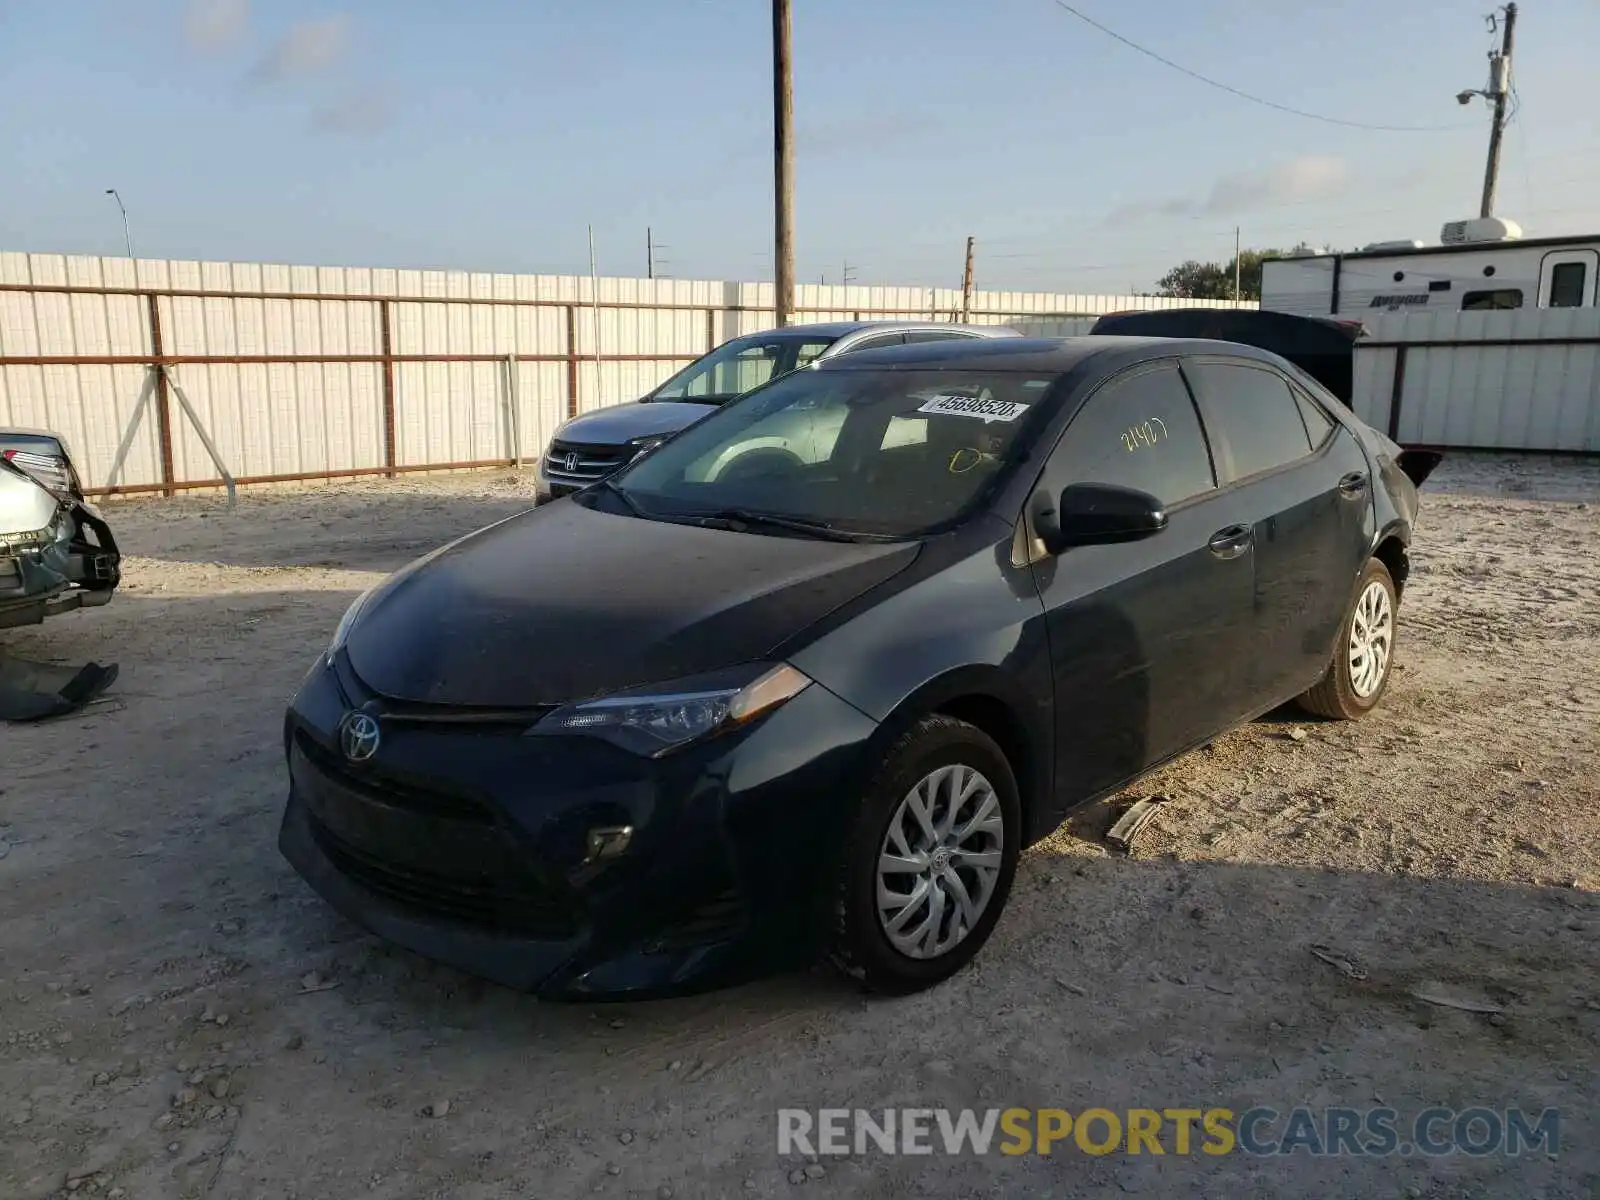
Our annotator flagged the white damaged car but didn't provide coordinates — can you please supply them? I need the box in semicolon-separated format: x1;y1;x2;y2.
0;430;121;630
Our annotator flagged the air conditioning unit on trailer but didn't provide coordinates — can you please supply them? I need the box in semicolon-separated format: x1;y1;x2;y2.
1440;217;1524;245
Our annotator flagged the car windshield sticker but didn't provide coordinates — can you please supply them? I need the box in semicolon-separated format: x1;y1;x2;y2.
917;393;1030;424
1121;416;1169;453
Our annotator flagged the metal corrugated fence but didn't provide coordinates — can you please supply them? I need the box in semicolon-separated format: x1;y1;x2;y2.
1353;307;1600;452
0;251;1257;496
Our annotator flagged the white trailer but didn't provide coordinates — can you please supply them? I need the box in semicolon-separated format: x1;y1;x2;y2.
1260;219;1600;453
1261;218;1600;318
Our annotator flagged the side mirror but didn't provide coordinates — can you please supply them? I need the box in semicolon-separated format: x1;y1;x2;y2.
1032;483;1167;554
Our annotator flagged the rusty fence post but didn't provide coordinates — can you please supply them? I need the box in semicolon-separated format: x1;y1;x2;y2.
566;304;580;420
145;293;176;497
379;300;398;477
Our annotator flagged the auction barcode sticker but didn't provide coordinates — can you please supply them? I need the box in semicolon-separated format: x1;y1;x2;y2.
916;394;1030;424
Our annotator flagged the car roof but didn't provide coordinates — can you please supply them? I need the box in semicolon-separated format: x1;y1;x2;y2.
811;334;1289;374
741;320;1017;339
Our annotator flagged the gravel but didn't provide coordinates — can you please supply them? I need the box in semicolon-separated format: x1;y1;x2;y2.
2;455;1597;1198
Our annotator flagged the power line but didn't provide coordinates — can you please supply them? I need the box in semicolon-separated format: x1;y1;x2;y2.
1047;0;1476;133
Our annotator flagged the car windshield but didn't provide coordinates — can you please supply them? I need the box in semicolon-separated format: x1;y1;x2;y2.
607;368;1058;537
649;333;837;403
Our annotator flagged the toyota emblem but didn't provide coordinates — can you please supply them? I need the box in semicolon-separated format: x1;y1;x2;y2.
564;451;580;472
339;712;381;763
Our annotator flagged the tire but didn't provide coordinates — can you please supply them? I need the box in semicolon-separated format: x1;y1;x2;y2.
1296;557;1398;720
831;714;1022;995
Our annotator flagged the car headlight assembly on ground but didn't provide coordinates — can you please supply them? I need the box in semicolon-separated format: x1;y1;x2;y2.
530;663;813;756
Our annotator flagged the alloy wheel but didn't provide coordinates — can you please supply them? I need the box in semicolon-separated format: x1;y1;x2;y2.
876;764;1005;960
1348;579;1394;699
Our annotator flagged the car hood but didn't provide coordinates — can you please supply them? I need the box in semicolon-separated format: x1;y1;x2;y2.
552;400;717;446
345;500;919;708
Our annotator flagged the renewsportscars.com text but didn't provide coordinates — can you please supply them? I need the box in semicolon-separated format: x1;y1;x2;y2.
777;1106;1561;1158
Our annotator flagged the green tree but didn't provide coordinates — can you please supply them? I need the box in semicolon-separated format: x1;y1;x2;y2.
1158;247;1299;302
1155;260;1231;300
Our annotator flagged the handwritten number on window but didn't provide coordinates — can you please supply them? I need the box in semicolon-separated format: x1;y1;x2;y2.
1120;416;1169;453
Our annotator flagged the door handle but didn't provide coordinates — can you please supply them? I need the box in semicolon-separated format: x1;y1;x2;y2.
1338;471;1369;497
1208;524;1252;559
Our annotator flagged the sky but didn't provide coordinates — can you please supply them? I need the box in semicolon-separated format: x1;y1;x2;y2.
3;0;1599;294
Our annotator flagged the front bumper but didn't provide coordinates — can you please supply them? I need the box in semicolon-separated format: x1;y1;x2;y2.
533;467;588;506
279;653;879;999
0;503;120;629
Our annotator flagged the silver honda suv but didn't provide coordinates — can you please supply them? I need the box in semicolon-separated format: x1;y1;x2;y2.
536;321;1019;502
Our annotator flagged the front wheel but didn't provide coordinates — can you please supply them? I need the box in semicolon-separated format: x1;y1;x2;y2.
832;715;1022;995
1296;558;1398;720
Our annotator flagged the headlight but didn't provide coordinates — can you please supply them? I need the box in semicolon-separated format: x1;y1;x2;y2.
627;434;670;462
529;663;812;757
327;587;374;662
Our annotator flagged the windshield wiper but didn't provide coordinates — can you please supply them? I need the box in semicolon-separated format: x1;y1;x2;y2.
691;508;890;543
597;476;652;519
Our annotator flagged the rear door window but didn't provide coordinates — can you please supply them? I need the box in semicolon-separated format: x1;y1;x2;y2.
1293;387;1336;448
1186;362;1314;482
846;332;907;353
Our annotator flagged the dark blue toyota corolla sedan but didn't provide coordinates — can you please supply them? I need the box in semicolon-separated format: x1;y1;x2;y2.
279;336;1438;999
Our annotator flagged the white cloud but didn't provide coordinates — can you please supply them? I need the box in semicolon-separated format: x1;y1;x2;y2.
185;0;248;53
1112;155;1352;221
251;15;352;83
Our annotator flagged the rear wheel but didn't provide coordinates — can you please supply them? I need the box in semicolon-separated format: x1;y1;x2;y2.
832;715;1021;994
1296;558;1398;720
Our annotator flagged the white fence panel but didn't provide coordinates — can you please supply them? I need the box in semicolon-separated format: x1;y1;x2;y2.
1354;308;1600;451
0;250;1260;493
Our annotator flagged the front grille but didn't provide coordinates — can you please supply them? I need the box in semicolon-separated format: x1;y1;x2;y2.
293;729;495;824
308;815;579;939
542;440;632;486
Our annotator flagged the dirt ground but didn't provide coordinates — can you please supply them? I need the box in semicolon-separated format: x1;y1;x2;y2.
2;452;1596;1200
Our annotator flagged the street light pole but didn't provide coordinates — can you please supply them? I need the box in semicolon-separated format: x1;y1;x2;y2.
105;189;134;259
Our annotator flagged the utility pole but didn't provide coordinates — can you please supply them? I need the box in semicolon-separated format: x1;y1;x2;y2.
1480;2;1516;219
842;261;857;287
960;235;975;322
105;189;133;258
772;0;795;326
647;227;655;280
1459;3;1517;219
1233;226;1241;303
